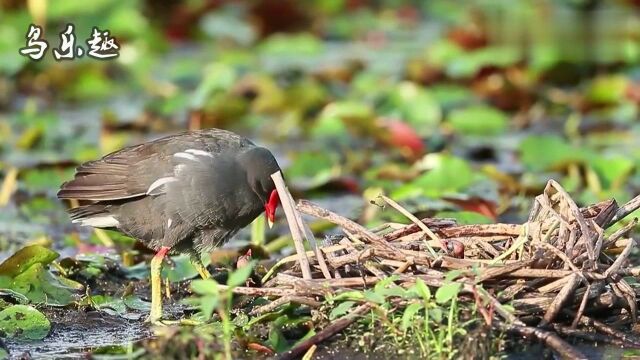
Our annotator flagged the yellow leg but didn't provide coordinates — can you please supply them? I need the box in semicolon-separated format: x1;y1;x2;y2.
191;257;211;279
148;246;169;323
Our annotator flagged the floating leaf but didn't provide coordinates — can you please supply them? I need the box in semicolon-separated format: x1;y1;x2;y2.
0;245;58;277
435;211;493;225
393;154;475;200
123;295;151;312
385;82;441;132
0;305;50;340
163;255;199;283
519;135;587;172
448;106;508;135
588;155;634;190
6;263;81;306
586;75;628;105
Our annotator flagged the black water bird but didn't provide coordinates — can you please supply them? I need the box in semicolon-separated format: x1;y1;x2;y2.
58;128;281;321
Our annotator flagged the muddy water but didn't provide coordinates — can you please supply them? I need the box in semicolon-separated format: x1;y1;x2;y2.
4;308;151;359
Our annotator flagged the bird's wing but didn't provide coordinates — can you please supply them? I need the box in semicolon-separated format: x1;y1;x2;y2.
57;141;173;201
57;129;254;202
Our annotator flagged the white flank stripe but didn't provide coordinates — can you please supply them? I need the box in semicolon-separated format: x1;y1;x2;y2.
185;149;214;158
73;216;119;228
147;177;177;194
167;218;173;229
173;152;199;161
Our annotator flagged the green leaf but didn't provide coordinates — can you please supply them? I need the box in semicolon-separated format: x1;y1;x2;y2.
586;75;628;105
0;245;58;277
330;301;356;320
435;283;462;304
0;305;50;340
363;290;385;304
386;82;441;132
123;295;151;312
430;307;443;323
448;106;508;135
191;279;219;295
199;295;219;320
401;302;424;331
435;211;493;225
285;151;340;190
444;269;466;281
519;135;587;172
332;291;365;302
589;155;634;190
7;263;80;306
414;279;431;301
227;261;256;288
162;255;200;282
259;33;323;55
92;295;127;315
374;275;399;293
393;154;475;200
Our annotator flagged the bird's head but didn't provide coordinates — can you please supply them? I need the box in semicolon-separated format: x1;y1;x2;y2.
239;146;281;228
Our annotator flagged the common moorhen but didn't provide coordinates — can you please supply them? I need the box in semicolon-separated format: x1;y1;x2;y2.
58;128;281;321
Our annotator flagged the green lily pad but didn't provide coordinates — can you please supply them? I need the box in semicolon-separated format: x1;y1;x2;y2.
448;106;508;135
0;305;50;340
588;155;634;190
385;82;441;132
163;255;200;283
285;151;340;190
0;245;58;277
6;263;81;306
519;135;588;172
392;154;476;200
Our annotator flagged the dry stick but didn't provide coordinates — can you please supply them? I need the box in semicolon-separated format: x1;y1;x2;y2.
277;303;372;360
539;273;581;327
571;283;590;329
565;310;640;347
297;214;332;280
272;171;312;280
601;218;638;250
297;200;404;258
379;195;440;257
607;193;640;228
499;323;587;360
250;296;322;315
475;260;533;283
287;187;332;279
604;236;635;278
218;284;303;297
553;325;634;348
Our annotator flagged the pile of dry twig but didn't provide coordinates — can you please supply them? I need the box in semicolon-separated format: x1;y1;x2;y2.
224;174;640;359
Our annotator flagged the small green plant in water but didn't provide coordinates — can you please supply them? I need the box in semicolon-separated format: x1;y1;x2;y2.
326;276;473;359
188;260;256;360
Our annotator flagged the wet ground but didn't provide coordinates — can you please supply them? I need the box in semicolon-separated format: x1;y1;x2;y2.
5;308;151;360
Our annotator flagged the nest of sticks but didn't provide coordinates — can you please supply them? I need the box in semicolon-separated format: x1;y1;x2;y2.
229;174;640;359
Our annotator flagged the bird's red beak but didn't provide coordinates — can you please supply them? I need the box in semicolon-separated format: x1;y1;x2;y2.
265;189;279;228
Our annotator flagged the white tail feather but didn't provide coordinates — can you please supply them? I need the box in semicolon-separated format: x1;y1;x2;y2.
72;216;119;228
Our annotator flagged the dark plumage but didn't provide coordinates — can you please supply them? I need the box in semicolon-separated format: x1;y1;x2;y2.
58;128;282;321
59;128;280;255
